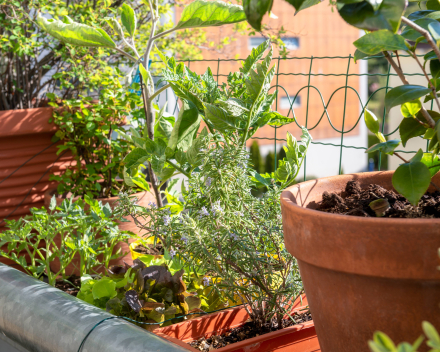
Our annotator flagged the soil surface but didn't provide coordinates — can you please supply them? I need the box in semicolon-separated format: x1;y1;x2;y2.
55;275;81;296
133;242;164;255
317;181;440;218
188;311;312;351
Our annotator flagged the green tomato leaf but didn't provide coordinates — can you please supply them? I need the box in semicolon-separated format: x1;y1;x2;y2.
392;161;431;206
205;103;239;132
124;148;150;170
120;3;136;37
266;112;295;126
37;13;115;48
354;30;407;55
385;85;432;111
240;39;270;74
243;0;272;31
174;0;246;30
364;108;380;134
168;100;201;152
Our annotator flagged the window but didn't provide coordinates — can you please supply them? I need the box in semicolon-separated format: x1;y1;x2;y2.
248;37;266;50
280;96;301;110
281;37;300;50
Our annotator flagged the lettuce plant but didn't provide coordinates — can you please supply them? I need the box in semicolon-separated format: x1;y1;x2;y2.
78;259;229;328
244;0;440;207
0;196;130;285
36;0;248;207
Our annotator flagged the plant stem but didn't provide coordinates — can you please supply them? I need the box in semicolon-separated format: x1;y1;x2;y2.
408;50;440;113
152;27;177;41
166;159;190;177
150;83;170;101
383;51;436;129
401;16;440;62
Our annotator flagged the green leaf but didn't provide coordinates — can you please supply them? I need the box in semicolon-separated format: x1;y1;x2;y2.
401;99;422;118
187;127;208;166
37;14;115;48
49;195;57;211
399;117;427;147
364;108;380;134
240;39;270;74
174;0;246;30
120;3;136;37
155;112;175;143
124;148;150;170
427;0;440;11
92;278;117;300
243;0;272;31
284;0;322;15
131;176;151;191
423;321;440;349
205;103;239;132
245;50;275;101
421;153;440;177
354;49;373;63
338;0;406;33
385;85;432;111
392;161;431;206
366;140;401;155
168;100;201;152
373;331;397;351
266;112;295;126
105;17;124;38
401;18;437;41
353;30;407;55
249;169;272;187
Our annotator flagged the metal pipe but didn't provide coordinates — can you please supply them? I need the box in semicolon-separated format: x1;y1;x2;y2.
0;264;188;352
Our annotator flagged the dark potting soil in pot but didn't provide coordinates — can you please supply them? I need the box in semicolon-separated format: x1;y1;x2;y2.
134;242;164;255
317;180;440;218
55;275;81;296
188;311;312;351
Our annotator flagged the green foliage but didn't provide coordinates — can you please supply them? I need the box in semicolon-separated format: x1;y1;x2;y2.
168;138;303;329
250;141;264;174
174;1;246;30
385;85;432;111
78;259;229;327
354;30;408;55
0;196;130;285
368;322;440;352
123;41;293;188
265;151;275;174
48;81;143;198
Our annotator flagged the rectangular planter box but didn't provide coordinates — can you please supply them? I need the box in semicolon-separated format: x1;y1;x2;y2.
154;297;320;352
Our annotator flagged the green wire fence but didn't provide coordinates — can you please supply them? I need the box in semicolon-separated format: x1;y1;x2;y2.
152;53;430;181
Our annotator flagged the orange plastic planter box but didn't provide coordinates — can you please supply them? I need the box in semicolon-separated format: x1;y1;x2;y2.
154;296;320;352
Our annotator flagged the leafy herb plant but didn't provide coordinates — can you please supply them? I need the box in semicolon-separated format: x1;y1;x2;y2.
37;0;248;208
0;196;130;285
48;81;144;198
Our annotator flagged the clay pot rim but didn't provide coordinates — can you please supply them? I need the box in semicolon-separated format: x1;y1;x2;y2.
281;170;440;224
154;304;314;350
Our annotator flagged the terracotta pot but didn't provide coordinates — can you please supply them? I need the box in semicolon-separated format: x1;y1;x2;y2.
281;170;440;352
44;187;156;275
154;296;319;352
0;107;76;268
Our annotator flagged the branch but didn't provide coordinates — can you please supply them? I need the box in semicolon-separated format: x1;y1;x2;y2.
383;51;436;129
401;16;440;62
152;27;177;41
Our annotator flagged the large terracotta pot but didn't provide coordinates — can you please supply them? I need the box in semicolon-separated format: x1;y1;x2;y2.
0;107;75;269
0;107;75;230
154;295;319;352
281;170;440;352
44;187;156;274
